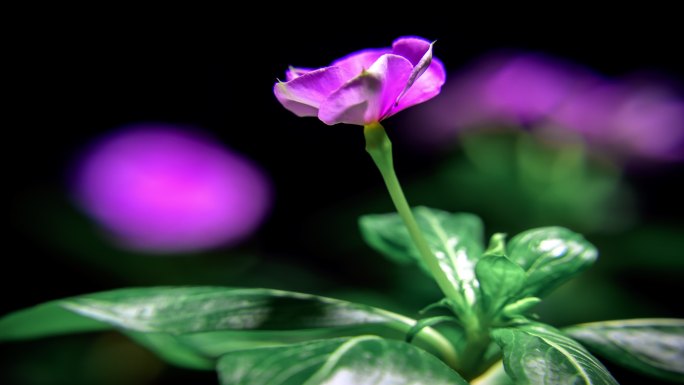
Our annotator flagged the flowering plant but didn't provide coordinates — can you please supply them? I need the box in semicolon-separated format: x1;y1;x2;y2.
1;37;682;385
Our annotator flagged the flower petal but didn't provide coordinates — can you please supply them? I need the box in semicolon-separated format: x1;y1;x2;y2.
331;48;390;78
394;41;435;106
317;74;379;126
391;58;447;116
392;37;432;66
285;66;314;81
319;54;413;125
274;66;348;117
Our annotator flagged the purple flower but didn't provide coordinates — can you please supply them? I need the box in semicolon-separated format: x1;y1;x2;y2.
274;36;446;126
406;52;600;139
404;50;684;161
73;124;272;253
550;81;684;160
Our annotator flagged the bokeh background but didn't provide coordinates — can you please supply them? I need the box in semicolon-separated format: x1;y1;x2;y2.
5;10;683;385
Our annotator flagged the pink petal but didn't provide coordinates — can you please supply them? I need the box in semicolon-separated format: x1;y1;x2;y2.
394;41;435;105
319;54;413;125
274;66;349;117
391;58;447;116
392;37;432;66
285;66;314;81
331;48;390;78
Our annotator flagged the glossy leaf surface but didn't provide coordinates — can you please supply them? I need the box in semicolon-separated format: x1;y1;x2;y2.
507;227;597;298
565;318;684;382
492;323;618;385
217;336;469;385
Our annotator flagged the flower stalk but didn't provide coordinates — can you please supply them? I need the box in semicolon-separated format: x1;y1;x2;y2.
363;122;461;303
365;122;496;379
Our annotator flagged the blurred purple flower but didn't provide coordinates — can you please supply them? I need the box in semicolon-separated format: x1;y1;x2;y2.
405;51;684;160
405;51;599;141
550;81;684;160
73;124;271;253
479;54;600;124
274;36;446;126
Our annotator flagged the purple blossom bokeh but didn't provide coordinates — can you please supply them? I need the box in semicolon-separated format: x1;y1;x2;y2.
551;81;684;161
406;51;684;161
73;124;272;253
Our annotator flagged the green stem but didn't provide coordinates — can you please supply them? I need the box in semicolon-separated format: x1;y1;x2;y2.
364;122;494;378
458;327;492;379
377;310;460;369
363;123;461;304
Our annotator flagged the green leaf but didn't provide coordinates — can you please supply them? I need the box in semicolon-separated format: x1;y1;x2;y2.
475;256;526;319
217;336;469;385
492;323;619;385
483;233;507;257
507;227;597;298
0;287;456;369
0;287;410;336
0;302;110;340
406;316;460;343
360;207;484;310
126;331;215;369
359;211;422;267
564;318;684;382
501;297;541;318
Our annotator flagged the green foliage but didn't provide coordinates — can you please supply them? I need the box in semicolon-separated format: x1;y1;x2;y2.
501;297;541;319
472;362;515;385
507;227;598;298
565;319;684;382
4;207;680;385
125;331;215;369
475;256;526;320
0;287;456;371
360;206;483;270
417;131;633;233
0;301;110;341
0;287;413;335
360;207;484;315
217;336;469;385
492;323;619;385
405;316;460;343
361;208;597;321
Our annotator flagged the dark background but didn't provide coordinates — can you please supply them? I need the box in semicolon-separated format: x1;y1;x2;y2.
6;9;683;385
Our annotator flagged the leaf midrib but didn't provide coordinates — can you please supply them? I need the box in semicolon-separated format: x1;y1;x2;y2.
524;328;603;385
303;336;378;385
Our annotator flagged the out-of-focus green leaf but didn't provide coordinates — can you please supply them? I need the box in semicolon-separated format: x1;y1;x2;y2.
217;336;468;385
360;207;484;313
507;227;597;298
475;256;525;320
0;287;456;369
401;131;633;234
492;322;619;385
564;318;684;382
